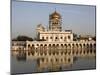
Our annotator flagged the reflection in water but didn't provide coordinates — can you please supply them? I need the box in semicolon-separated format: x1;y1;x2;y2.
36;57;73;72
11;47;96;74
16;52;26;61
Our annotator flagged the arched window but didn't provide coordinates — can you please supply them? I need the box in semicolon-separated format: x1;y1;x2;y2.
42;36;44;40
53;44;55;47
61;44;63;46
94;44;96;47
49;52;51;55
56;44;58;48
87;44;89;48
32;44;34;47
28;44;30;47
68;44;71;47
79;44;82;48
40;44;43;46
72;44;74;47
65;44;67;46
83;44;85;46
90;44;92;48
50;37;52;39
64;37;67;41
76;44;78;47
61;36;63;39
55;37;58;41
37;44;39;46
55;37;58;39
68;58;70;62
55;58;58;62
44;44;47;46
49;44;51;46
41;58;44;62
68;35;70;39
46;37;48;40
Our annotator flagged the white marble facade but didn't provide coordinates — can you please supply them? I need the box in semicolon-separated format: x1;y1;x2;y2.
36;10;73;42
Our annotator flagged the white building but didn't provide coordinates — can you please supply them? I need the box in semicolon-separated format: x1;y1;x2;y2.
12;41;26;50
36;10;73;42
12;10;96;51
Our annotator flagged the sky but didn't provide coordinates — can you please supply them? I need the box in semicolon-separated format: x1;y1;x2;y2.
12;0;96;39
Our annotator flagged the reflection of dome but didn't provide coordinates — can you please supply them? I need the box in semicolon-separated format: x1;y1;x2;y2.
50;11;61;19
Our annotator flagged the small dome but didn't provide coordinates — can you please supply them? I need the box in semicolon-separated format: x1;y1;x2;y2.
50;11;61;19
37;24;45;32
37;24;45;29
37;24;42;27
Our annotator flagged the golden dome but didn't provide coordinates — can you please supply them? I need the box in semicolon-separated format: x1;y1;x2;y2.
50;11;61;19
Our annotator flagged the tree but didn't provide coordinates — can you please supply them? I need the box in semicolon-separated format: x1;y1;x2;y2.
12;35;33;41
73;33;78;41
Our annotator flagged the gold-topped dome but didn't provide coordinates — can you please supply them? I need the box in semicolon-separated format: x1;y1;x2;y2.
50;11;61;19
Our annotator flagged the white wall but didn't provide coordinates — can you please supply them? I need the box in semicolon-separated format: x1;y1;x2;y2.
40;32;73;42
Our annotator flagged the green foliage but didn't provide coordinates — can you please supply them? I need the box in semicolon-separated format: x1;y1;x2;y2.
12;35;33;41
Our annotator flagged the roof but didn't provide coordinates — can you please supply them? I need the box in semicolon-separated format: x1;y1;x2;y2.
50;10;61;19
37;24;45;29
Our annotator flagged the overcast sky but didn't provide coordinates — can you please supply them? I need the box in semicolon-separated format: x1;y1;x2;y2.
12;1;96;39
